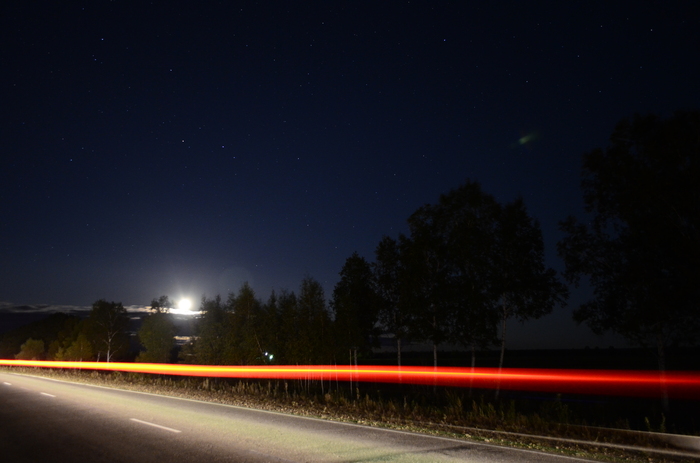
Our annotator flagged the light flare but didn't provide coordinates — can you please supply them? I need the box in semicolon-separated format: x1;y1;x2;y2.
1;360;697;399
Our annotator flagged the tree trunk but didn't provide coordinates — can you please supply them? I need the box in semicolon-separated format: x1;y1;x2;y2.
349;349;353;397
469;344;476;396
498;312;507;370
432;314;438;368
397;337;401;367
397;338;402;383
495;303;508;399
656;334;670;413
432;342;439;391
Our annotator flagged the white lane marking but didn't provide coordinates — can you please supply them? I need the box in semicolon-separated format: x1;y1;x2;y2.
130;418;181;433
41;392;56;397
7;373;603;461
3;382;11;385
247;449;297;463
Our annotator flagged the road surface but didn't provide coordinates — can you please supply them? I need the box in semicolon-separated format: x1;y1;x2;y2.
0;371;598;462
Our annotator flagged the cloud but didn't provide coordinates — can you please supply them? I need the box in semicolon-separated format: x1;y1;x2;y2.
0;302;90;314
124;305;151;314
0;302;149;315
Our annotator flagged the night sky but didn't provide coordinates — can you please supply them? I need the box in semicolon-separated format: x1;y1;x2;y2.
2;1;698;349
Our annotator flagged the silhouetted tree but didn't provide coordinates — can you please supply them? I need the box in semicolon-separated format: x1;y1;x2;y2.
137;312;176;363
332;252;380;363
276;289;300;364
150;295;172;314
491;198;568;377
258;291;281;364
404;205;454;367
87;299;129;362
393;180;565;374
437;182;501;367
228;282;265;364
297;277;332;364
373;236;411;366
193;295;230;365
558;111;700;379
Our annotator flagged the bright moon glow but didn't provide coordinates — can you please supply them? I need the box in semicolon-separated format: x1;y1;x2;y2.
169;298;197;315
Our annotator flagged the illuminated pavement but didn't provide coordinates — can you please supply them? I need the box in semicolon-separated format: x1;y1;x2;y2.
1;371;600;462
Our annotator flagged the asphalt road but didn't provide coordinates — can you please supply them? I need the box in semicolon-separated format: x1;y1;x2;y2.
0;371;598;463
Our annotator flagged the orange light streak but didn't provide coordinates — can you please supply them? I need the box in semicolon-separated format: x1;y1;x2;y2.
1;360;698;399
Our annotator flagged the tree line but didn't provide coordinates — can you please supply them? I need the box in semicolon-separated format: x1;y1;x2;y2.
126;177;568;369
7;300;130;362
3;111;698;373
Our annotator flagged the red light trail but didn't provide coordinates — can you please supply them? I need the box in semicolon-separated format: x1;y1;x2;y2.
1;360;698;399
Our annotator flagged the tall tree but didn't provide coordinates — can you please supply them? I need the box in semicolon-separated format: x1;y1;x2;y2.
276;289;300;364
491;198;568;376
258;291;281;364
373;236;411;366
332;252;380;363
437;182;501;367
402;181;566;373
404;205;454;368
558;111;700;377
227;282;266;364
297;276;332;364
87;299;130;362
137;312;176;363
193;295;231;365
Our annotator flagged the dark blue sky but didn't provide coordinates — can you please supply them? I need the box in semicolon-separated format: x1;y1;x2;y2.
2;1;698;348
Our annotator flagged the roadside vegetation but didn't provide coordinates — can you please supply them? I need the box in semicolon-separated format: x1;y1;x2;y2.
1;112;699;462
3;365;697;463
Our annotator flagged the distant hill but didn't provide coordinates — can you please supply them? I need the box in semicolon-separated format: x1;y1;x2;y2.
0;312;65;336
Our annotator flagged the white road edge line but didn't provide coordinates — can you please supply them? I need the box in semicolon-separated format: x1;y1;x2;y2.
130;418;181;433
41;392;56;397
3;382;11;385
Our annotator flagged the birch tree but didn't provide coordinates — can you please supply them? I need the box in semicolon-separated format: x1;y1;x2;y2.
87;299;129;362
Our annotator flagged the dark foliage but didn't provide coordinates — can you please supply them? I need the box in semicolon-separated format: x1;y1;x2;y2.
558;111;700;371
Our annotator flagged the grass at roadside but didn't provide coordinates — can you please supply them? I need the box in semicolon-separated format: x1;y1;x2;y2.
3;366;698;463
